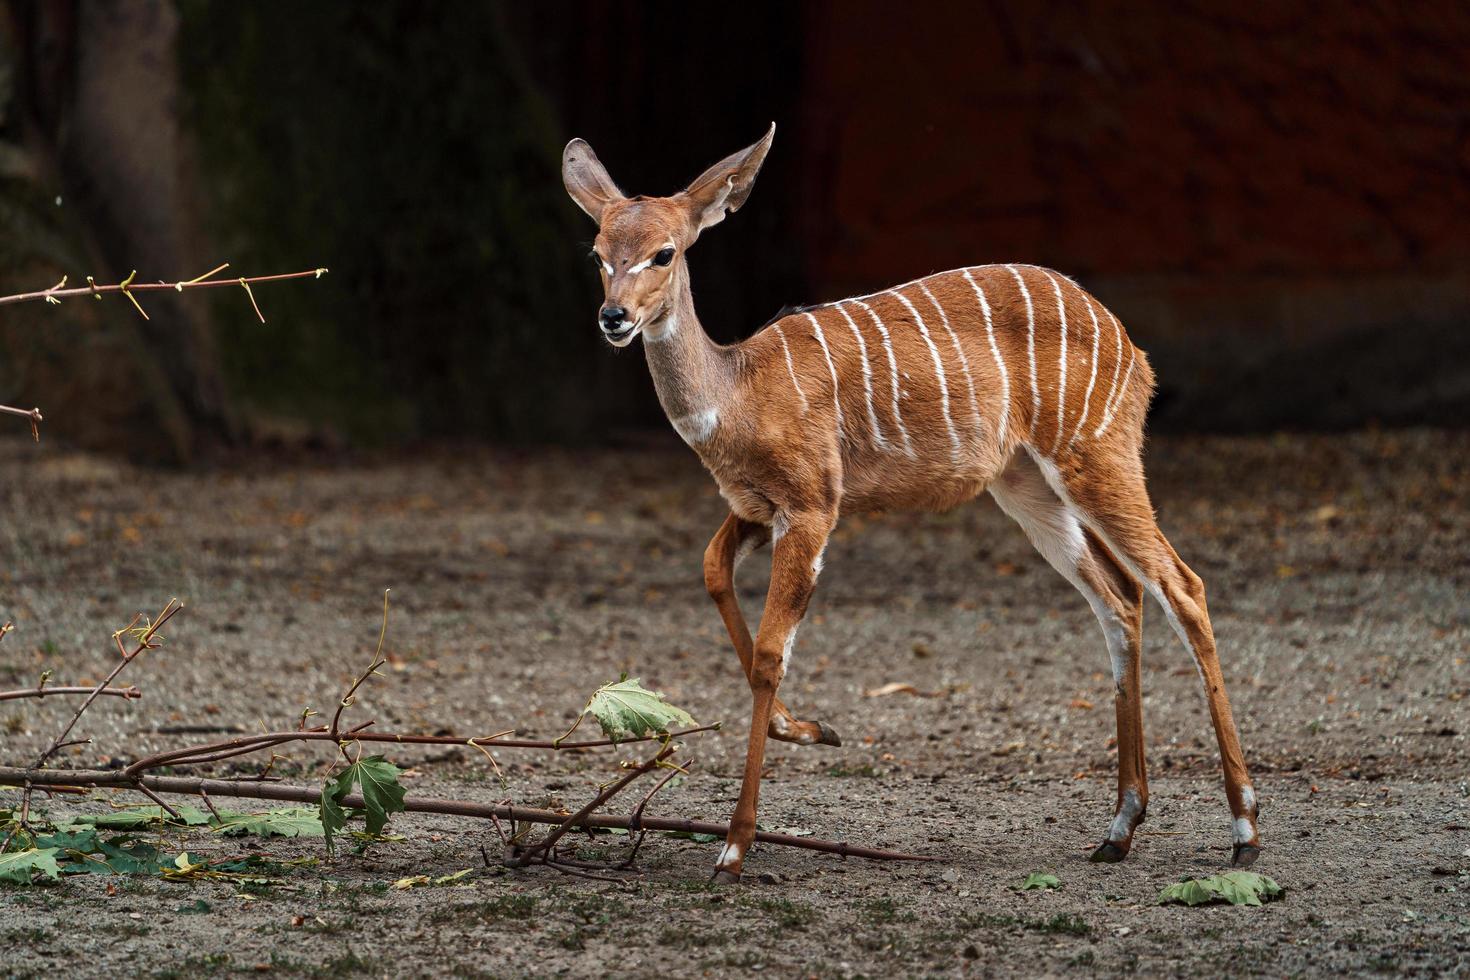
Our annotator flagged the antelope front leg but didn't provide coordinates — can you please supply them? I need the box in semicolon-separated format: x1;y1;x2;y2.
713;509;834;883
703;512;841;747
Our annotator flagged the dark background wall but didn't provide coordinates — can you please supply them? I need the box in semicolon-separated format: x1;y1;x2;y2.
1;1;1465;461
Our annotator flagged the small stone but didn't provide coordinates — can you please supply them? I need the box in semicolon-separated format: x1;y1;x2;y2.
963;945;981;960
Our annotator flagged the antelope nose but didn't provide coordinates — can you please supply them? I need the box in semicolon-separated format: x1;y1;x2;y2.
599;305;627;330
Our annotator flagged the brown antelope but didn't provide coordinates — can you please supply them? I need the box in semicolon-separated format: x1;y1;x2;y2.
562;124;1259;882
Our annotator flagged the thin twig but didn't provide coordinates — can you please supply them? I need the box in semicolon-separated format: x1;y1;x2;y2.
120;723;722;778
0;405;43;441
0;267;327;307
0;685;142;703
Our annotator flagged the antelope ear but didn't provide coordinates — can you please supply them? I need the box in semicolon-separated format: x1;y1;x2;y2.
562;139;626;223
681;123;775;232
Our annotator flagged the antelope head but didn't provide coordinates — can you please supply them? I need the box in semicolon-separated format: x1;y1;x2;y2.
561;123;775;347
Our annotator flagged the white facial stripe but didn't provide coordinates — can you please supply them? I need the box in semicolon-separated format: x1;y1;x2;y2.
920;281;983;439
890;289;962;464
1070;293;1102;448
1005;265;1041;442
627;257;652;275
833;304;889;450
771;323;809;413
850;299;916;456
963;270;1010;448
601;260;613;276
802;312;846;436
1044;272;1069;454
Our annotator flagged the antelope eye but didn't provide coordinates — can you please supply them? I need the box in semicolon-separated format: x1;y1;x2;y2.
653;247;675;267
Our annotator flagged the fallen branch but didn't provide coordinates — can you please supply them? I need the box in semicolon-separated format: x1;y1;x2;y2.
0;766;934;864
0;685;141;704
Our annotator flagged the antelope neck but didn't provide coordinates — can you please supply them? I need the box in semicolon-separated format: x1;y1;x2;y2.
642;271;735;438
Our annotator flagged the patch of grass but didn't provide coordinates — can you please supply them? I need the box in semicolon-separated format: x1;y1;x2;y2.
825;764;881;778
310;947;374;977
303;915;358;936
150;953;233;978
1;926;53;944
1034;913;1090;936
428;893;537;925
957;910;1090;936
742;896;817;930
858;897;916;924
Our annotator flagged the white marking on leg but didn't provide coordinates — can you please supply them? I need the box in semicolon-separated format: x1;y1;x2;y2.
771;323;809;414
715;841;743;867
1044;271;1069;454
1006;265;1041;438
803;312;846;436
1095;340;1137;438
1094;310;1125;437
780;624;800;675
889;289;962;463
833;304;889;449
1241;786;1257;814
851;299;916;455
670;407;719;446
963;270;1010;447
734;533;763;570
1069;294;1102;447
1109;788;1143;843
1233;817;1256;845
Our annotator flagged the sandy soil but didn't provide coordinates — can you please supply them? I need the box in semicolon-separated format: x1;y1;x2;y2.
1;429;1467;978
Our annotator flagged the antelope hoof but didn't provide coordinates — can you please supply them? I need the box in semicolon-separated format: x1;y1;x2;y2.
768;716;842;747
1231;843;1261;868
1089;840;1130;864
711;868;742;884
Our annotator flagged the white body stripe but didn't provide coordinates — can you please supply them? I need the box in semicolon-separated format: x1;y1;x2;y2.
771;323;809;414
888;290;962;462
1095;342;1136;438
1006;265;1041;436
833;304;890;449
850;299;915;455
803;312;846;434
1045;272;1068;453
1070;294;1102;448
1095;309;1125;437
920;281;983;437
962;269;1010;447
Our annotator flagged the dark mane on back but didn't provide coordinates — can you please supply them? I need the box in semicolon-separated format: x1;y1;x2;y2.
759;303;819;329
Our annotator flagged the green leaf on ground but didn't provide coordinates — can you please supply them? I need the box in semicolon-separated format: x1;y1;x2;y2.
1020;872;1062;890
211;807;325;838
60;805;212;829
1158;871;1284;907
0;848;62;884
582;677;696;742
321;756;406;853
31;830;165;876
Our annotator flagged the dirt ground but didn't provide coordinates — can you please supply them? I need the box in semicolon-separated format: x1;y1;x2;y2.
1;428;1467;978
